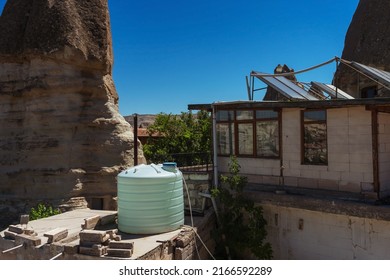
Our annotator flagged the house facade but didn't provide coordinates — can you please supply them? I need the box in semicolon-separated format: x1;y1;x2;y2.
210;99;390;200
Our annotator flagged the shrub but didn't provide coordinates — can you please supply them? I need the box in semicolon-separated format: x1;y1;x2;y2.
29;203;61;221
212;156;273;259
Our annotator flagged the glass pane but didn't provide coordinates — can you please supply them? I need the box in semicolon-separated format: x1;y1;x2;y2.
216;123;234;155
236;110;253;120
216;110;234;122
304;110;326;122
256;110;278;119
256;121;279;157
304;122;327;164
238;123;253;155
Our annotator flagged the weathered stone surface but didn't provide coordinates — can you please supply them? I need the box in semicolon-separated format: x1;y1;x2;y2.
99;212;117;226
15;234;41;246
4;230;17;240
79;245;107;257
81;215;100;230
44;228;68;243
0;0;145;217
19;215;29;225
108;240;134;250
63;243;79;255
335;0;390;97
106;248;133;258
79;230;108;243
8;225;23;234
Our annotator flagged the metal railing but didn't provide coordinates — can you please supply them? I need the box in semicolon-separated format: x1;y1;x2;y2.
148;152;213;172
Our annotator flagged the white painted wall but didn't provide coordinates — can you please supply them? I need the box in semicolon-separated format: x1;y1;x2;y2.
262;203;390;259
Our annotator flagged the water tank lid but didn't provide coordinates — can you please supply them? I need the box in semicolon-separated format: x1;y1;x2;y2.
163;162;177;168
118;163;179;179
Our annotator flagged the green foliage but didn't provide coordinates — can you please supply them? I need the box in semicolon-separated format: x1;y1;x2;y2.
29;203;61;221
143;111;211;165
212;156;273;259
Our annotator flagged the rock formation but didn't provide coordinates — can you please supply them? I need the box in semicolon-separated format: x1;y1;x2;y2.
335;0;390;97
263;64;297;101
0;0;145;226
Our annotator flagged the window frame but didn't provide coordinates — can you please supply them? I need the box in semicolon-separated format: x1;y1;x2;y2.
301;109;328;165
216;109;281;159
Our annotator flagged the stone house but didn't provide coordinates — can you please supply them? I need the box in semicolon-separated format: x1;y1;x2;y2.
210;98;390;200
191;59;390;201
189;61;390;259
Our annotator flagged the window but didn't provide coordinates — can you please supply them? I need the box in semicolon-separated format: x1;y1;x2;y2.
216;123;235;155
216;109;280;158
238;123;253;155
302;110;327;165
256;110;279;157
361;86;377;98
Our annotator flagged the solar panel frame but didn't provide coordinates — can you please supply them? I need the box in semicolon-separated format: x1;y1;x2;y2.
311;82;354;100
253;72;317;100
351;62;390;87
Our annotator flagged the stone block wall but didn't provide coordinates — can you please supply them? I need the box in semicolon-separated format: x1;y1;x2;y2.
262;203;390;259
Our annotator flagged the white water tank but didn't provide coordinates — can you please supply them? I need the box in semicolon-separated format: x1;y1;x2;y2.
117;162;184;234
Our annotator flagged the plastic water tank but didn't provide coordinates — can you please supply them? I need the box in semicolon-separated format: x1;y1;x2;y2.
117;162;184;234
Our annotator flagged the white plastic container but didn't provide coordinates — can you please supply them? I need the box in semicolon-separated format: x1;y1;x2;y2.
117;162;184;234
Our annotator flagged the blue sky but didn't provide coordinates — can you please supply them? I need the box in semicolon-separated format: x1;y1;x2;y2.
0;0;359;116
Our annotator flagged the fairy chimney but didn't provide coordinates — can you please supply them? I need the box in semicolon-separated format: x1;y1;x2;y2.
335;0;390;97
0;0;145;226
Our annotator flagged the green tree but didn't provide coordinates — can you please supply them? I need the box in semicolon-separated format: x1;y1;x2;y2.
143;111;211;165
212;156;273;259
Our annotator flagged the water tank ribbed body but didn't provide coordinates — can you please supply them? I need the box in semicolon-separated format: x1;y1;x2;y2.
117;163;184;234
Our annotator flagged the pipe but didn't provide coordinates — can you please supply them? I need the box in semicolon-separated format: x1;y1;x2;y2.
211;105;222;225
212;105;219;191
50;252;63;260
2;244;23;254
251;57;337;77
133;113;138;166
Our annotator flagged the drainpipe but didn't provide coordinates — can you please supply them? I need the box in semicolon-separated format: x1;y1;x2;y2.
211;104;220;219
212;104;219;189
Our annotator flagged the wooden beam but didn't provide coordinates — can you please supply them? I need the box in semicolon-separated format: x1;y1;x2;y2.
371;109;380;197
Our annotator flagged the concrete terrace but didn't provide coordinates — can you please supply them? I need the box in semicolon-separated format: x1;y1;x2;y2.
0;208;215;260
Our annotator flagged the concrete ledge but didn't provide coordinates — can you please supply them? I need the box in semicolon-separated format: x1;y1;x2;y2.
245;183;390;221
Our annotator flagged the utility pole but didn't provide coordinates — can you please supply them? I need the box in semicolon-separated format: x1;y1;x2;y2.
133;113;138;166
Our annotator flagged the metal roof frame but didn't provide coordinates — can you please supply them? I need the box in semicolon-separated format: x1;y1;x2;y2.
311;82;354;100
251;72;317;101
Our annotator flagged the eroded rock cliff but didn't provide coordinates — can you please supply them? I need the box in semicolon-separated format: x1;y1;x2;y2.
0;0;145;226
335;0;390;97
